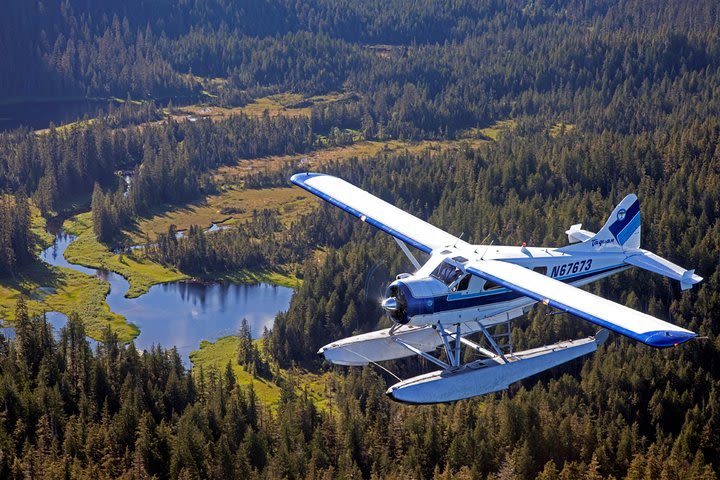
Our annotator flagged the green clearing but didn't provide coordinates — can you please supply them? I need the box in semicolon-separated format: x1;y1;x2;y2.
208;268;302;289
457;121;515;141
63;212;188;298
175;92;348;122
190;335;332;410
1;202;136;341
34;118;96;135
128;187;313;242
190;336;283;404
0;261;137;341
478;118;517;140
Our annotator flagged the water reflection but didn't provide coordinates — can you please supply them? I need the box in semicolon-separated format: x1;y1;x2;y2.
38;231;293;365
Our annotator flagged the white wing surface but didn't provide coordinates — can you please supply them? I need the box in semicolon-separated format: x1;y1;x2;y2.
466;260;696;347
291;173;469;253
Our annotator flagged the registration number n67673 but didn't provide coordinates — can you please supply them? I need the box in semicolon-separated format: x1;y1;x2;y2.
550;259;592;278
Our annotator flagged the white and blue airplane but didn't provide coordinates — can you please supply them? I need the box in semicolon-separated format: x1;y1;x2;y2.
291;172;703;404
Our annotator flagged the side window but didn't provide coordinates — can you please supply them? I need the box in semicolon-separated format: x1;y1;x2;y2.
533;266;547;276
483;280;502;291
454;274;471;292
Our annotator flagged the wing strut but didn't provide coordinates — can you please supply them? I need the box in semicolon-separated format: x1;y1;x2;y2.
393;237;422;270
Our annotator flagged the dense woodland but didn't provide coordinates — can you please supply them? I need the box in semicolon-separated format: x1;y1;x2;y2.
144;208;315;276
1;0;720;478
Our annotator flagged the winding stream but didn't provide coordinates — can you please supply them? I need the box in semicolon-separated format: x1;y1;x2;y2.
38;230;293;365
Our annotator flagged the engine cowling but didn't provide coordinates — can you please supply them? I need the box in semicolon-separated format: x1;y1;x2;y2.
382;281;410;324
382;279;440;326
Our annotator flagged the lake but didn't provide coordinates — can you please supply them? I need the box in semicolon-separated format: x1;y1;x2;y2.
37;231;294;364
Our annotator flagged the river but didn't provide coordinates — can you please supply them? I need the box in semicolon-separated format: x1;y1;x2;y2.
36;230;293;365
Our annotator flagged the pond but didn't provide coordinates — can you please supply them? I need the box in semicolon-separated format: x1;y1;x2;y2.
37;231;294;365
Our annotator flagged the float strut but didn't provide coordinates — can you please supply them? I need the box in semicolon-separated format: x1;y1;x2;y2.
478;322;509;364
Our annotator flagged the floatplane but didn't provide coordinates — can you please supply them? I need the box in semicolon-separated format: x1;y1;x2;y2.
291;173;702;404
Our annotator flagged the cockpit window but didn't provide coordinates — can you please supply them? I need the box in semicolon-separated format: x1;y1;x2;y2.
430;261;464;286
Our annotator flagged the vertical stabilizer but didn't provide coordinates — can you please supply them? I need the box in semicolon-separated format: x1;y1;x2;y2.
559;194;640;252
603;194;641;250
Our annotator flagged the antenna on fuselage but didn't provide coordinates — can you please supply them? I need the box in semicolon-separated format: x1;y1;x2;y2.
480;240;494;260
476;233;494;260
453;232;465;248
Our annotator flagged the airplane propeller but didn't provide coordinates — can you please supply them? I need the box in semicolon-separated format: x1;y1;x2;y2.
362;259;393;326
383;282;409;327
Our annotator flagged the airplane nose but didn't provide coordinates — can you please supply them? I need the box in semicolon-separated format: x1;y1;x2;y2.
381;297;399;312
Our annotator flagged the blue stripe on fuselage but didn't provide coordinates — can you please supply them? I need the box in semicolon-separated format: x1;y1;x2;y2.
408;264;626;316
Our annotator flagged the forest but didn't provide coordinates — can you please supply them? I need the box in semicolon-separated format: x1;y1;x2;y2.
1;0;720;478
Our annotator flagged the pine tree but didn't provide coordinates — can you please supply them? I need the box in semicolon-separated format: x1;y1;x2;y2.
238;318;253;367
14;297;34;369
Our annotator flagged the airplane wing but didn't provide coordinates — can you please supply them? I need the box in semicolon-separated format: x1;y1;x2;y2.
465;259;696;347
291;172;470;253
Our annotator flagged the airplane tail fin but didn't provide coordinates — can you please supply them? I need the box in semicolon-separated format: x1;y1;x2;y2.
559;194;703;290
559;194;640;253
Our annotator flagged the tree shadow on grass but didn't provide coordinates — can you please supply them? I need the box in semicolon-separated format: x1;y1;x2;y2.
0;260;68;310
122;198;212;240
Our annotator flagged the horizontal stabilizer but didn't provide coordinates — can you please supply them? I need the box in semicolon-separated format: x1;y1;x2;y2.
565;224;595;244
625;250;703;290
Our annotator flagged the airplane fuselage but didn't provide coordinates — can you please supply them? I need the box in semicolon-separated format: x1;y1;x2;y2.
385;245;630;328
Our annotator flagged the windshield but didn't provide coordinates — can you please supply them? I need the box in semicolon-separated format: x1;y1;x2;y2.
430;261;463;286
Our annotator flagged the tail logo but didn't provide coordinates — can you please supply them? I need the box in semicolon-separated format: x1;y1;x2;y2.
609;200;640;246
